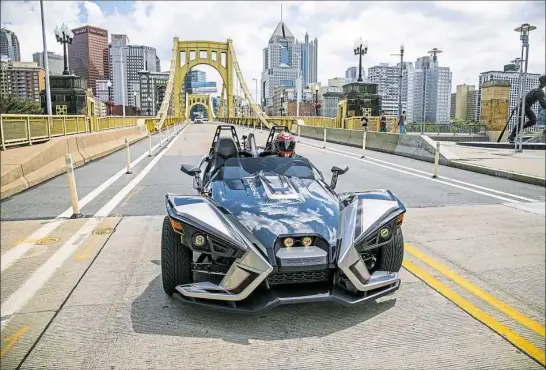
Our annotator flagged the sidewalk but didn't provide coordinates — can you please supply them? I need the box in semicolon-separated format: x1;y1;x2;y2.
440;141;545;186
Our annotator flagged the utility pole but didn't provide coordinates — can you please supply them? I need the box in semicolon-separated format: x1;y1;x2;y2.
40;0;52;115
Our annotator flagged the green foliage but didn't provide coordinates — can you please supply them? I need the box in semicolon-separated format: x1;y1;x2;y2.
0;95;43;114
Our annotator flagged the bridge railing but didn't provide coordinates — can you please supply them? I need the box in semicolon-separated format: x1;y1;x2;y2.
95;116;149;131
405;123;487;135
1;114;89;149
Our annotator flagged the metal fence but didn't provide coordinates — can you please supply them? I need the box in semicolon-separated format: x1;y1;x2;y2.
405;123;487;135
0;114;89;149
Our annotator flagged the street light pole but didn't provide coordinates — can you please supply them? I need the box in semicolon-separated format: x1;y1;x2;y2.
40;0;52;115
391;43;405;117
54;23;74;76
353;37;368;82
314;84;319;116
514;23;536;153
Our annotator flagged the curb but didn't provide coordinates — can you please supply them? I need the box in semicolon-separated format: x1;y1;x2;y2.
447;160;546;187
0;133;149;200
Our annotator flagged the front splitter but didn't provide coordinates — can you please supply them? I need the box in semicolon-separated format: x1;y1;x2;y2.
172;280;400;315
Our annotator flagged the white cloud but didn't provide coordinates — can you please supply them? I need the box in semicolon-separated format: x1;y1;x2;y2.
1;0;544;96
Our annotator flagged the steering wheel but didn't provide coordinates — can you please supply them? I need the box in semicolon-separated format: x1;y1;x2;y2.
273;159;309;174
239;151;254;158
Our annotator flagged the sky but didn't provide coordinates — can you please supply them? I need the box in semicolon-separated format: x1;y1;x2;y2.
2;0;545;97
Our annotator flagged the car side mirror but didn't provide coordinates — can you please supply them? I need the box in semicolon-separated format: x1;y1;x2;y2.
180;164;201;177
330;165;349;189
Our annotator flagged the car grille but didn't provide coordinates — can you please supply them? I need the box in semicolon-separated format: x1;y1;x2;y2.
267;270;331;285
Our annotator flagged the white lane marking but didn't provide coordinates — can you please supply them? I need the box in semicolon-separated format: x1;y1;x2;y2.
316;143;540;203
300;142;525;204
0;220;64;272
1;217;102;328
1;127;182;271
56;132;170;219
94;124;187;217
1;126;186;328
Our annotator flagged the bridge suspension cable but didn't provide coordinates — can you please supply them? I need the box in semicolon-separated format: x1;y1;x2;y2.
154;38;178;131
228;40;270;128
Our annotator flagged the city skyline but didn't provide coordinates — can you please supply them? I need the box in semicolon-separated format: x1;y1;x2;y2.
1;1;545;94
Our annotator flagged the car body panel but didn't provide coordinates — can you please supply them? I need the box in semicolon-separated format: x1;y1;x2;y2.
164;125;405;314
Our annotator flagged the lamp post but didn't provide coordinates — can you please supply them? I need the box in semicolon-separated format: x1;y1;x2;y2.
390;43;405;117
40;0;52;115
314;84;319;116
514;23;536;153
280;96;284;116
54;23;73;75
353;37;368;82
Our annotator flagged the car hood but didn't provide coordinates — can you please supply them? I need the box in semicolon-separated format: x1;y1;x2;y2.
212;174;340;249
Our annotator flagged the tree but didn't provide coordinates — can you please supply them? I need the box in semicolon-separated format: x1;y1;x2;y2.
0;95;43;114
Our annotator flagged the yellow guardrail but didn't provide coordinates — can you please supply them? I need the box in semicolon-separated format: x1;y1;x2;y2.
96;116;150;132
0;114;185;150
0;114;89;149
145;116;184;132
345;116;399;132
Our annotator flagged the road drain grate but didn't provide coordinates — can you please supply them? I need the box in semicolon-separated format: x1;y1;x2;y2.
34;237;60;245
93;228;114;236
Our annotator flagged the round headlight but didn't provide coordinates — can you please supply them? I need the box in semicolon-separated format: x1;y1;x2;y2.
283;237;294;248
380;228;390;238
301;236;313;247
193;234;206;248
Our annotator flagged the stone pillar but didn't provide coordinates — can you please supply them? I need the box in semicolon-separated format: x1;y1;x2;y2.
480;80;510;142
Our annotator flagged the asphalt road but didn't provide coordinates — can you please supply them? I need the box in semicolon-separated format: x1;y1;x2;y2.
1;122;544;369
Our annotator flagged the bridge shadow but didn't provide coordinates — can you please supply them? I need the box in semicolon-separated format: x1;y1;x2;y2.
130;274;397;345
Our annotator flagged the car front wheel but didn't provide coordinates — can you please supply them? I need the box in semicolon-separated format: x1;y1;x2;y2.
161;216;192;295
375;228;404;272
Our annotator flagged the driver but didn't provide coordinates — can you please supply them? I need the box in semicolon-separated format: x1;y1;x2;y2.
272;131;297;157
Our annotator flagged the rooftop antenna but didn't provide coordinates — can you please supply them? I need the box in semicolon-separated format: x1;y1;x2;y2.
428;48;442;64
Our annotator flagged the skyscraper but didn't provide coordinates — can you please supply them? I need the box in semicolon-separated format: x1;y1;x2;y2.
0;28;21;62
403;54;451;123
68;25;109;94
297;33;318;86
368;63;405;116
345;66;365;82
477;69;541;130
33;51;64;75
261;21;301;109
455;84;475;121
109;34;159;107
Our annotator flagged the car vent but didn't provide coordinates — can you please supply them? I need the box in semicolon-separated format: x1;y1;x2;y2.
267;270;331;285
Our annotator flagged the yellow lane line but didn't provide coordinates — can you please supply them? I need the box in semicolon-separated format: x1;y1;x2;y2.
73;234;101;261
1;325;29;358
403;259;545;366
405;243;546;338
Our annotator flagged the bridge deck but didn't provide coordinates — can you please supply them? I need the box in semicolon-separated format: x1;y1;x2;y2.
1;123;544;369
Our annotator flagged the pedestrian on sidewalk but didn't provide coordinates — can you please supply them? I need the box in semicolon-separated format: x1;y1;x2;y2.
508;74;546;143
398;110;406;135
361;114;369;132
380;111;387;132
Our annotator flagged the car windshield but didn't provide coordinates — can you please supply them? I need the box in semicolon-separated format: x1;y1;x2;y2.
223;157;317;180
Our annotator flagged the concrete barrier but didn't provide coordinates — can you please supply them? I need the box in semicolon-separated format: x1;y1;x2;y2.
1;125;149;200
364;131;449;165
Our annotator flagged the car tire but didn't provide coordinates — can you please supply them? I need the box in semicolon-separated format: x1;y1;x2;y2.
161;216;192;296
375;228;404;272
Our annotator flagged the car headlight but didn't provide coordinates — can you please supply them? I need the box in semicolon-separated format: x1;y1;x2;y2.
192;233;207;248
283;237;295;248
301;236;313;247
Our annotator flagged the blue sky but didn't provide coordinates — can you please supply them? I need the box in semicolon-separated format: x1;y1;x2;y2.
2;1;545;94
